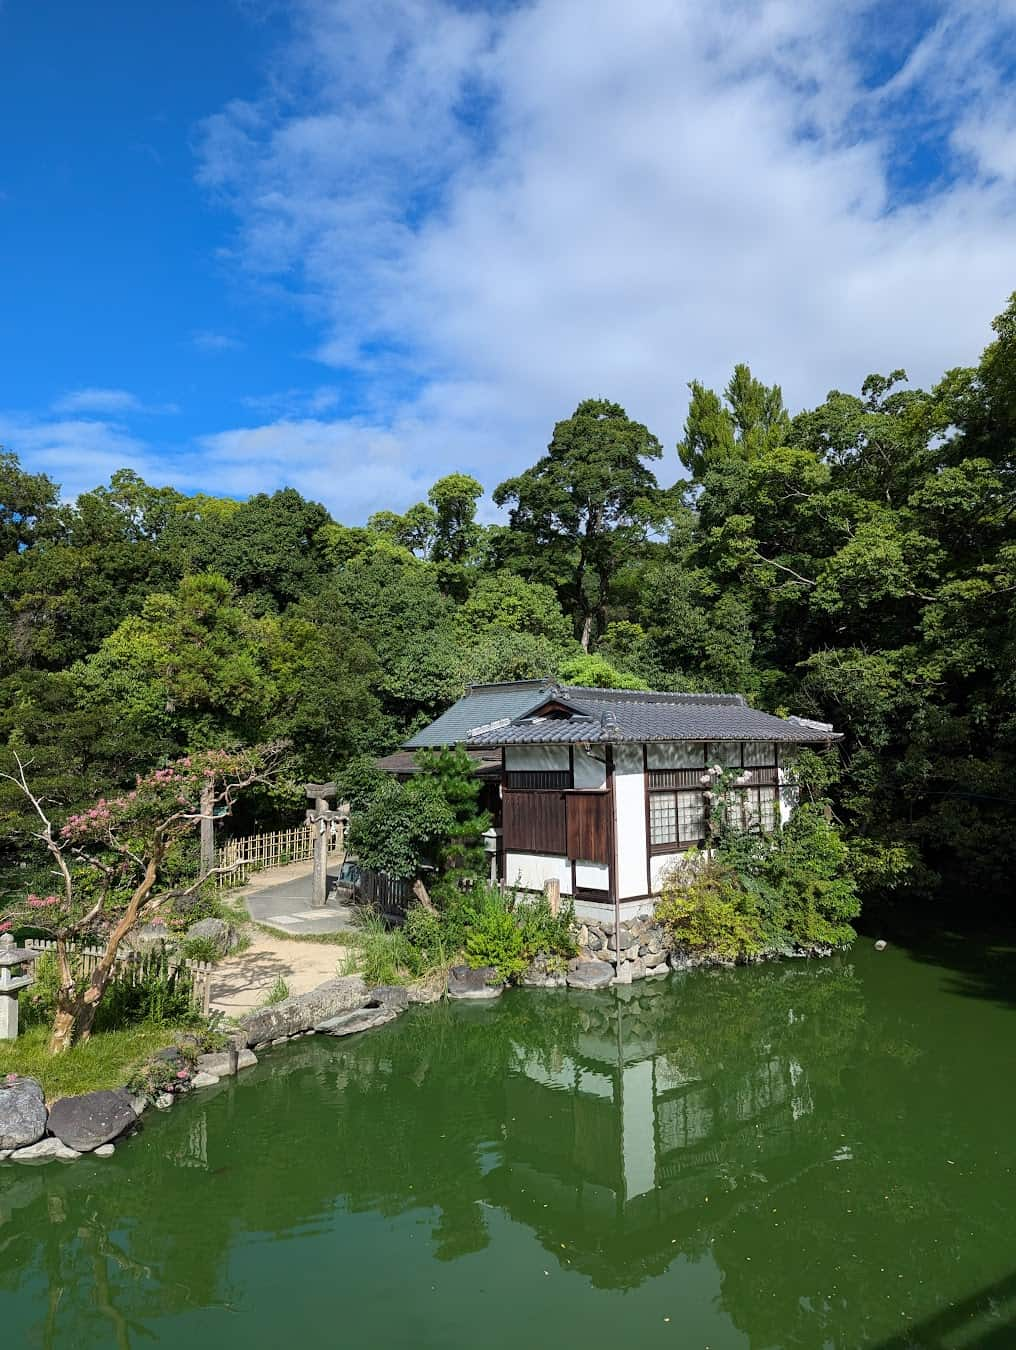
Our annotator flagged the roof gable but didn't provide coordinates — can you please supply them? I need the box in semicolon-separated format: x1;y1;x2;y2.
404;680;841;748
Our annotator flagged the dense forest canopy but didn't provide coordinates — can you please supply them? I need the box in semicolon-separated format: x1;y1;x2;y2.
3;295;1016;913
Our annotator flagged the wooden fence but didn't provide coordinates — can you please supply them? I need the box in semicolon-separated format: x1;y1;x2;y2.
356;867;415;919
28;939;214;1017
214;822;344;889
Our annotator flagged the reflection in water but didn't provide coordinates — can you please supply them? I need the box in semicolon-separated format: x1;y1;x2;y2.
3;946;1016;1349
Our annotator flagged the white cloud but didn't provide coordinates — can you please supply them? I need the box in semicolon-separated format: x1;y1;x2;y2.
15;1;1016;524
53;387;178;416
53;388;142;414
0;414;180;499
190;0;1016;514
191;330;244;353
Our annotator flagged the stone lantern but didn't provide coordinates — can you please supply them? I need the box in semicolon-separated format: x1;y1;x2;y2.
0;933;41;1040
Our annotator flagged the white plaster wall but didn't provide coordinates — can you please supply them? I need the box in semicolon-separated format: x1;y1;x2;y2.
613;744;648;898
504;851;572;894
646;742;706;769
572;749;607;789
505;745;570;772
650;850;689;894
777;766;798;826
621;1060;657;1200
574;859;609;890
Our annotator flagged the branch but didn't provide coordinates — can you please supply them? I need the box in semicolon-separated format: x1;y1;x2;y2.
749;551;817;587
0;752;74;907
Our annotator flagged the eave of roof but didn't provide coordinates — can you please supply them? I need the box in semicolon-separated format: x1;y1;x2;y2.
403;681;842;750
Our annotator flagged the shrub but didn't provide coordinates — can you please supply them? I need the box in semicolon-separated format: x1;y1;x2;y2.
344;909;424;985
402;904;450;969
517;895;578;962
719;804;860;950
464;902;526;980
259;976;290;1007
656;852;766;961
21;951;61;1028
94;949;199;1030
178;935;221;964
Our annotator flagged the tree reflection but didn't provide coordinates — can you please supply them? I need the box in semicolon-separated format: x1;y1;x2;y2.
3;952;1015;1349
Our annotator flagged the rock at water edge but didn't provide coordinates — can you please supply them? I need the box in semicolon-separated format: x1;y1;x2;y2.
368;985;410;1011
48;1089;137;1153
240;976;368;1048
316;1005;400;1037
565;960;614;990
94;1143;115;1157
11;1137;81;1163
447;965;503;1000
0;1077;48;1152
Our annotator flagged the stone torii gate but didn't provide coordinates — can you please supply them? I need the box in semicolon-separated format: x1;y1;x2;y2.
305;782;343;909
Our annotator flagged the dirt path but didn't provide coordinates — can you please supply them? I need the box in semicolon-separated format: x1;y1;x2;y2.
209;930;351;1017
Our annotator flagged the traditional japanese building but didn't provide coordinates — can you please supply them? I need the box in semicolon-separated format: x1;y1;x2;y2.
403;680;840;919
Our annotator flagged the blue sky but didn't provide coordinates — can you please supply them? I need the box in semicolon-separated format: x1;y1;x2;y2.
2;0;1015;521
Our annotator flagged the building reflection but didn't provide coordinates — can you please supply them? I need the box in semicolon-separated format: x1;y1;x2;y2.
486;969;855;1289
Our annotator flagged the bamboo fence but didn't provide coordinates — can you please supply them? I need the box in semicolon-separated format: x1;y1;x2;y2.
214;821;344;889
28;939;214;1016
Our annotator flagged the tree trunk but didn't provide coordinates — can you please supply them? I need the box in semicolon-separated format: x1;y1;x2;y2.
48;1001;78;1055
46;853;162;1054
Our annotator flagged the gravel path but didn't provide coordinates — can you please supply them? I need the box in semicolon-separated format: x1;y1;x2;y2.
209;930;351;1016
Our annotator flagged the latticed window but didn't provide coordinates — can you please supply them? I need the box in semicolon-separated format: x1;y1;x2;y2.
650;790;706;847
735;786;778;833
649;793;677;845
677;791;706;841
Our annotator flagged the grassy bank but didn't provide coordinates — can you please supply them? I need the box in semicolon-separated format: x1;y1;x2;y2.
1;1022;194;1103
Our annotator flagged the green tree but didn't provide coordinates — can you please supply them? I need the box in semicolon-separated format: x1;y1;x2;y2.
678;364;790;479
414;744;492;879
0;450;61;555
494;399;662;648
428;473;483;564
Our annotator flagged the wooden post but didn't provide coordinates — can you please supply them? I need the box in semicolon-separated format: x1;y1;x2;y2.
544;877;560;917
305;782;337;910
200;779;215;877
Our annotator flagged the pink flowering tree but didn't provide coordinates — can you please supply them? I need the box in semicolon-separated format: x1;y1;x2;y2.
0;743;286;1054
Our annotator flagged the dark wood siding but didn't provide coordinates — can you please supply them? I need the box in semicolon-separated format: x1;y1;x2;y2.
502;790;567;855
505;770;572;791
566;793;611;865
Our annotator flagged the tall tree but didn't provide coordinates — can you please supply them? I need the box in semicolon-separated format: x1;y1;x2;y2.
495;399;662;649
428;473;483;564
678;364;790;479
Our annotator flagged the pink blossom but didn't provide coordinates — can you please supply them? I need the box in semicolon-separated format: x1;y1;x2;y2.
176;1069;189;1079
0;921;12;933
5;1073;17;1084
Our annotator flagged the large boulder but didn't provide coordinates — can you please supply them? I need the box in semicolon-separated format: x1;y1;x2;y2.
520;956;566;989
196;1047;257;1076
447;965;503;1001
185;917;240;956
316;1005;400;1037
368;985;410;1012
240;976;367;1047
0;1077;48;1151
47;1089;138;1153
566;960;614;990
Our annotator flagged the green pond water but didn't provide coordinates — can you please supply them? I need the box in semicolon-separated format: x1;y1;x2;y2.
4;935;1016;1349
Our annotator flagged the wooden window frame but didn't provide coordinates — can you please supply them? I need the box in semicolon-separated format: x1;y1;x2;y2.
642;742;780;857
647;787;707;853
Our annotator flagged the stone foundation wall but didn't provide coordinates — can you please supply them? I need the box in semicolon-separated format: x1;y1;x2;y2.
574;915;674;983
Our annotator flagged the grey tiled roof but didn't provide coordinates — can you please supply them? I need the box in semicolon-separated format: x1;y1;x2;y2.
405;681;841;748
404;680;554;747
